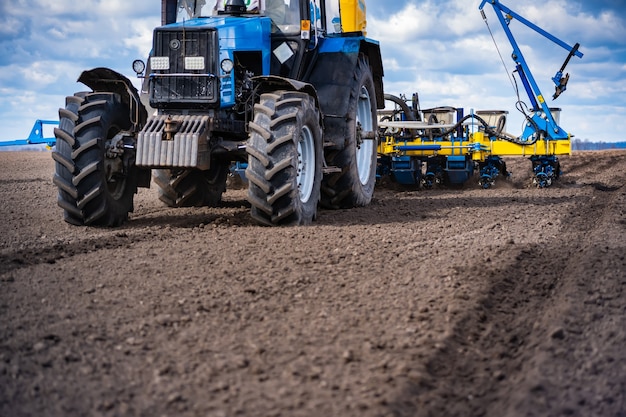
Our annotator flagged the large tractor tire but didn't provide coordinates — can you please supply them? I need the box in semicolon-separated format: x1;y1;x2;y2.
52;92;87;225
153;163;229;208
246;91;323;226
52;92;137;226
321;55;378;208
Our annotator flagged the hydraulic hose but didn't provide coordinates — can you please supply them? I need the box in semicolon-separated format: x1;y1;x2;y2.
436;113;542;146
382;94;420;137
383;94;417;121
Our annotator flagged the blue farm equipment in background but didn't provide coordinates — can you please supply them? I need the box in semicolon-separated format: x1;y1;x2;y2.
0;120;59;148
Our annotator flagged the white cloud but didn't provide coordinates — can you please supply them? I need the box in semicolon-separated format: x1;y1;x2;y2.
0;16;22;36
0;88;64;141
18;61;81;89
562;104;626;141
519;1;626;45
122;18;159;59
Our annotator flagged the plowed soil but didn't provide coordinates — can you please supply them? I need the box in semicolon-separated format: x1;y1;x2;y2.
1;150;625;417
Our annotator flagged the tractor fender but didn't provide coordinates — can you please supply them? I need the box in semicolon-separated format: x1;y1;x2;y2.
252;75;323;126
78;67;148;131
306;37;384;150
359;40;384;108
78;67;151;188
252;75;321;107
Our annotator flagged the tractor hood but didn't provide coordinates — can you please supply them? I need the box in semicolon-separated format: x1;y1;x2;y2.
157;15;273;62
160;15;273;41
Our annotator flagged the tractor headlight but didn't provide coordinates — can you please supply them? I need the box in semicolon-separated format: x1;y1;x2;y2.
150;56;170;71
220;58;234;73
184;56;205;71
132;59;145;75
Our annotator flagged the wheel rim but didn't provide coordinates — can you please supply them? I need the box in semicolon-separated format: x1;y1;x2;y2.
356;85;374;185
297;125;316;204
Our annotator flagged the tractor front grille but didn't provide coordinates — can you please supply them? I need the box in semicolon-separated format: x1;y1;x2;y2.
150;27;219;107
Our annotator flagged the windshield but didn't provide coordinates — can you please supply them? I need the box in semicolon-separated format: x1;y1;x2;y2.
177;0;301;33
177;0;209;19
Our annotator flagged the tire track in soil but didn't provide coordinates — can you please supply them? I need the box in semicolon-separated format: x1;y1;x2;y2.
0;233;139;276
500;184;626;417
386;184;626;417
0;178;51;185
560;153;626;179
0;208;255;276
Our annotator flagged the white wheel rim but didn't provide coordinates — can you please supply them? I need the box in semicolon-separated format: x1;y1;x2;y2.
297;125;316;203
356;85;374;185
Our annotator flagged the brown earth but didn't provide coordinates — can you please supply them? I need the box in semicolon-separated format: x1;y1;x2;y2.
1;150;625;417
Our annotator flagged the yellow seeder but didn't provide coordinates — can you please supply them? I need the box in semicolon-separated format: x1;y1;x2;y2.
377;0;583;188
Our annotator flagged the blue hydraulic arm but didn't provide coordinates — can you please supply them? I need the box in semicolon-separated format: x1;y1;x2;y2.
479;0;583;142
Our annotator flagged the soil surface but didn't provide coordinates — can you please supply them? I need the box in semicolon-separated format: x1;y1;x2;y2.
1;150;625;417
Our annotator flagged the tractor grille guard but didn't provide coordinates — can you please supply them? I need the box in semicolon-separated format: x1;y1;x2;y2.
149;28;219;107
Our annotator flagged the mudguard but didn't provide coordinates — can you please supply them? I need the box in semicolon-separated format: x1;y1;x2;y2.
252;75;321;109
78;67;151;188
306;36;384;150
78;67;148;130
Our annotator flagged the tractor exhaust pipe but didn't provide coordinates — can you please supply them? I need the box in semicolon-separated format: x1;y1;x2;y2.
162;0;177;25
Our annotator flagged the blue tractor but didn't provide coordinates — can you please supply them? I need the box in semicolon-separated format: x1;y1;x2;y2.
52;0;383;226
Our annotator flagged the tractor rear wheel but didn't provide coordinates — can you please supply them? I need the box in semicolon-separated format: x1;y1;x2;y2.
246;91;323;226
153;163;229;207
52;92;136;226
321;55;378;208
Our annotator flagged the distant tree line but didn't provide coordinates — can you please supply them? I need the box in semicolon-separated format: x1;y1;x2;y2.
571;138;626;151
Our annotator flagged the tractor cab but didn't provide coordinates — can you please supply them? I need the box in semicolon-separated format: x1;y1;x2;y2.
175;0;302;31
153;0;325;98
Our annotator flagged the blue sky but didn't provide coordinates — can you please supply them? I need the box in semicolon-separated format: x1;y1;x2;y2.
0;0;624;143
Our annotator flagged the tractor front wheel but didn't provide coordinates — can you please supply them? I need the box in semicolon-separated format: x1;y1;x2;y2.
52;92;136;226
246;91;323;226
